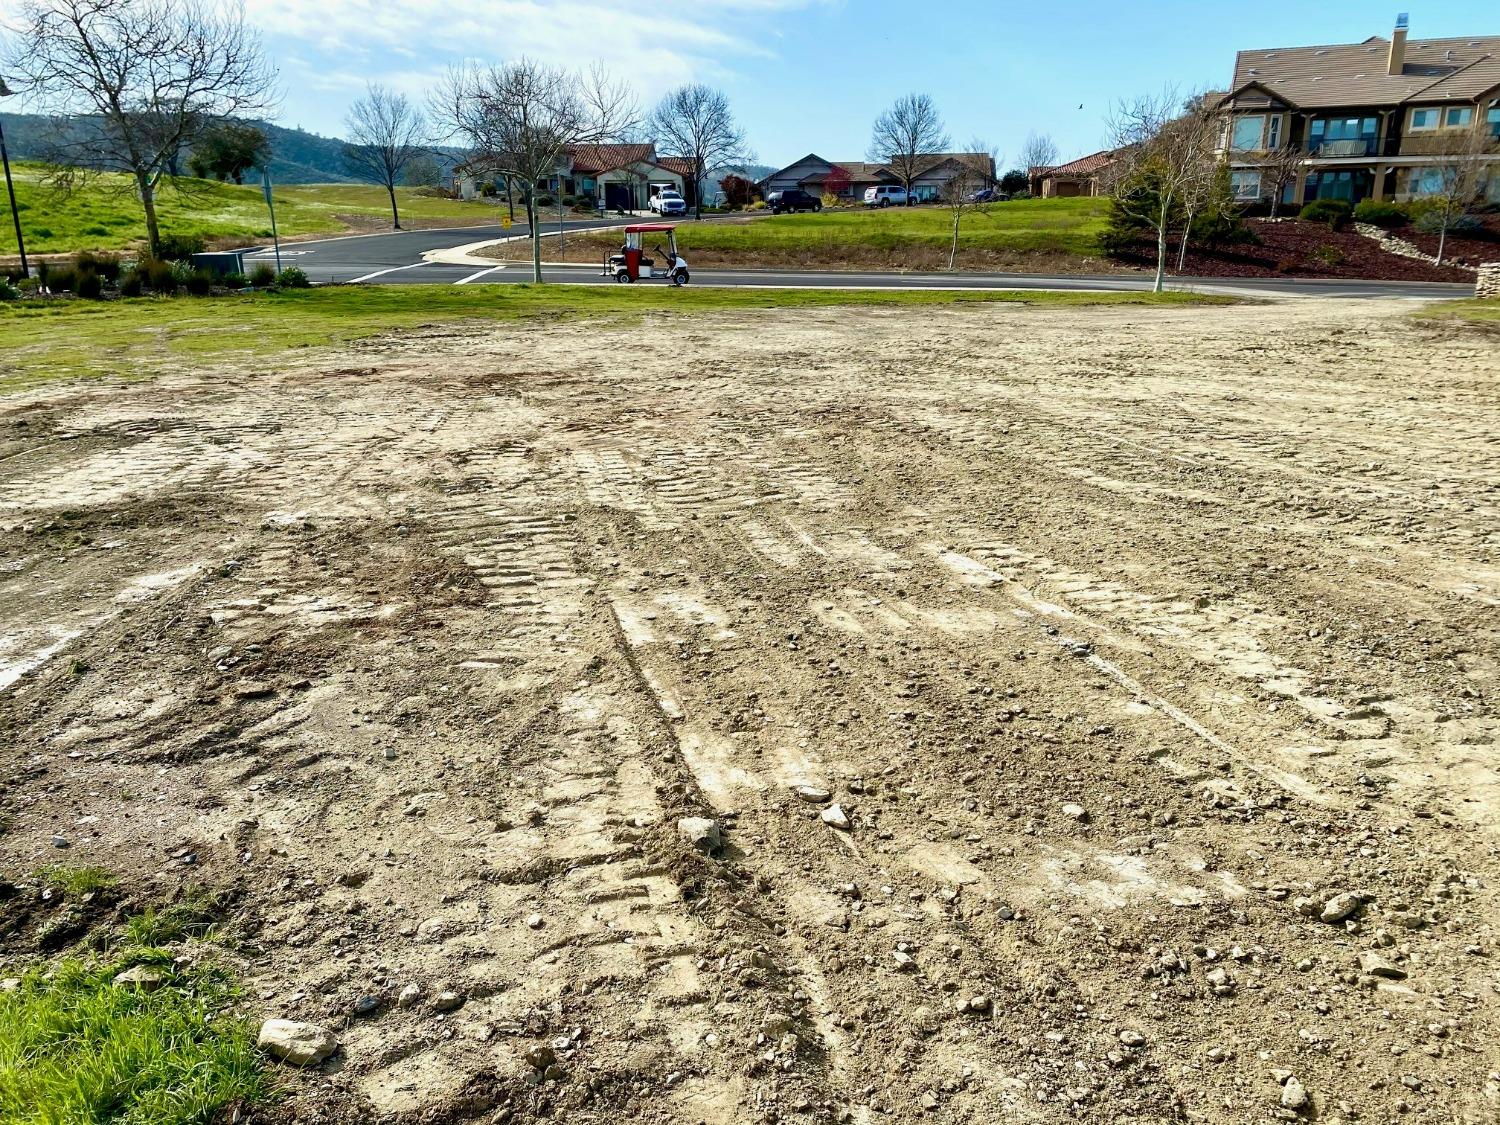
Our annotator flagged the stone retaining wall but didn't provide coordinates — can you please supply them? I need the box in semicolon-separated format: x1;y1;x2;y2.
1478;262;1500;299
1353;223;1479;274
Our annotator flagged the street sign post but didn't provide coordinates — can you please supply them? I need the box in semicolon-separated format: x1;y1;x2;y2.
261;168;283;273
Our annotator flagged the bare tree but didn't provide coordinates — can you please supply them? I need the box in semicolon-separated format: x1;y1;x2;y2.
1258;144;1305;219
1170;99;1224;270
649;84;748;220
344;84;428;230
432;59;636;282
5;0;276;257
1104;88;1211;293
1019;132;1059;179
869;93;949;204
1414;121;1500;265
940;143;998;270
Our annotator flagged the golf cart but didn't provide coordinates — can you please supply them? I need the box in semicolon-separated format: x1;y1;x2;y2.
604;224;689;285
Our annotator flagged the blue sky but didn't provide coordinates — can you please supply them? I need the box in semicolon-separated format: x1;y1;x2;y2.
252;0;1497;171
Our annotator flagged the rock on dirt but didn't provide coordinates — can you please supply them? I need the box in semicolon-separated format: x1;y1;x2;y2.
113;964;170;992
677;816;721;852
821;804;852;830
257;1019;338;1066
1321;892;1364;923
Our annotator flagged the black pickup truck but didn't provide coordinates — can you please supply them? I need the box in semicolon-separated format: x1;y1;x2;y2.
765;189;823;214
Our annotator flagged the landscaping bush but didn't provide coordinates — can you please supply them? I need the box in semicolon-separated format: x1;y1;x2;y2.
821;192;840;209
561;194;580;208
183;268;214;296
46;266;77;293
154;233;206;261
74;250;122;281
118;270;144;298
276;266;310;288
75;271;104;299
248;263;276;288
142;258;179;294
1414;210;1485;236
0;278;20;301
1352;200;1408;229
221;271;248;290
749;200;767;210
534;193;555;208
1299;199;1352;229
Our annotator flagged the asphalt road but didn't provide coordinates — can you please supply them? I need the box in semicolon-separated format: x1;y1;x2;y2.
240;220;1477;300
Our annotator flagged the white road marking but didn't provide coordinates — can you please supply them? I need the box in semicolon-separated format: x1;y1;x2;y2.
347;262;430;284
454;266;505;285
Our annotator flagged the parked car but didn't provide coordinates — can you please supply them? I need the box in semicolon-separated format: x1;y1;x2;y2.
650;190;687;216
967;187;1006;203
765;189;822;214
864;185;912;208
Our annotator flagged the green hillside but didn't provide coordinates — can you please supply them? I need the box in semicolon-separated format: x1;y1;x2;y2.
1;163;499;255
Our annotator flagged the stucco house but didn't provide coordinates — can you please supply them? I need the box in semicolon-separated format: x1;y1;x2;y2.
454;143;693;211
758;152;995;202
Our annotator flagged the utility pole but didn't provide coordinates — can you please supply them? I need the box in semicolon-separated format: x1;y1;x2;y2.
261;166;282;273
0;78;29;278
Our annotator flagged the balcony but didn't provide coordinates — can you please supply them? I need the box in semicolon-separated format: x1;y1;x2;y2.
1307;138;1378;158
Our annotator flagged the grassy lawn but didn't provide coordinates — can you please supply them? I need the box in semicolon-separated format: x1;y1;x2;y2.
491;198;1112;271
0;284;1228;393
1;162;503;256
0;953;268;1124
1416;297;1500;325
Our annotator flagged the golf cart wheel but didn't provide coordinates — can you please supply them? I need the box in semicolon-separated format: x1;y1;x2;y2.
673;270;689;287
615;271;632;283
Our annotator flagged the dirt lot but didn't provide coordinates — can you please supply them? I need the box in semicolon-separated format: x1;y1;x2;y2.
2;298;1498;1124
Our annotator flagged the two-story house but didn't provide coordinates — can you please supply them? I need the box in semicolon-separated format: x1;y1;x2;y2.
1218;16;1500;207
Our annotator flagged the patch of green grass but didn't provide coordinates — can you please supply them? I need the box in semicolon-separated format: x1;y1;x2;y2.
673;198;1110;258
33;865;116;897
0;952;270;1124
123;903;218;947
2;162;500;255
0;284;1231;392
1417;297;1500;325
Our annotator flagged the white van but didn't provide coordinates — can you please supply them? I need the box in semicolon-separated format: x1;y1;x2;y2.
864;185;911;208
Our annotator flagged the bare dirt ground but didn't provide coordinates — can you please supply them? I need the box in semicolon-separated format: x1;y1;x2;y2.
2;298;1498;1124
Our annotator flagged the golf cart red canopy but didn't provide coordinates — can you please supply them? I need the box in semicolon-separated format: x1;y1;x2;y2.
624;224;676;233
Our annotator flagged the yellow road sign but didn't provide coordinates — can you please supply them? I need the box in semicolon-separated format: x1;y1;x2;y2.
501;215;512;230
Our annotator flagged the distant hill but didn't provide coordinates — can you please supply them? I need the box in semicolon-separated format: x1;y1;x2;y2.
0;113;461;185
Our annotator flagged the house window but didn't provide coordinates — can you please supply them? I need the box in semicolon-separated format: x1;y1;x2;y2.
1406;166;1447;196
1410;108;1439;130
1232;116;1265;150
1266;115;1282;149
1230;170;1262;200
1444;106;1473;128
1489;106;1500;138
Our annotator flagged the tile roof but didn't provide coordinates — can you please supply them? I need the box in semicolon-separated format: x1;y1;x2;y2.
1036;150;1116;178
1230;34;1500;109
654;156;697;177
565;143;656;174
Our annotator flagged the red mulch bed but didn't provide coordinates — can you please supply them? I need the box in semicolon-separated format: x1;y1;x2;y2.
1114;218;1473;282
1396;213;1500;269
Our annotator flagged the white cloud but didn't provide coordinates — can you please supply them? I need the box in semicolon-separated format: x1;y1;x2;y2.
248;0;817;132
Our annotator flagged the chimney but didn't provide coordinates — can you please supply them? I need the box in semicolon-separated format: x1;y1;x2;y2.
1389;13;1409;75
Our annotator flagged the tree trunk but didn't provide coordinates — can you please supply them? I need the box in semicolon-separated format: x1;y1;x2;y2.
1436;220;1447;266
531;227;543;284
388;182;401;230
1154;224;1167;294
138;170;162;258
1178;217;1192;272
949;212;959;271
506;177;515;221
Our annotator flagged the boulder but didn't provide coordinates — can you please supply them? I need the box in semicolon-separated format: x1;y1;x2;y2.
257;1019;337;1066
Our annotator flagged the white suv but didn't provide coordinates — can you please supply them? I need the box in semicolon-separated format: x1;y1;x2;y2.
864;185;911;208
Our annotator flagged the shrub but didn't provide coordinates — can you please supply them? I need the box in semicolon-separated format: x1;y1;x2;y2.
183;268;214;296
1310;244;1344;268
534;193;554;207
75;271;104;299
75;250;122;281
32;226;54;239
1414;210;1485;236
248;263;276;288
560;194;580;208
46;266;77;293
154;233;205;261
1299;199;1352;229
142;258;179;294
276;266;309;288
118;270;144;298
1352;200;1408;229
0;278;19;301
821;192;839;209
221;271;248;290
749;199;767;210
